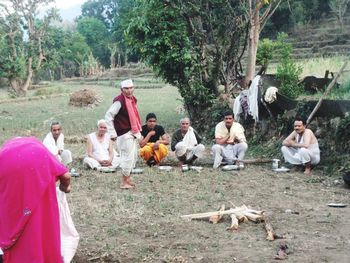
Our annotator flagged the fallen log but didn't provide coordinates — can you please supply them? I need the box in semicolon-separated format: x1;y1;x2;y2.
181;205;264;220
182;205;277;239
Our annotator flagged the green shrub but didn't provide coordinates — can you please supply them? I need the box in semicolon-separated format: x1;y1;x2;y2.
275;33;303;99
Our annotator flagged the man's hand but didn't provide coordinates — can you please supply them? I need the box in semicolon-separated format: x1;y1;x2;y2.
100;160;111;166
153;141;160;150
59;172;71;193
148;130;156;137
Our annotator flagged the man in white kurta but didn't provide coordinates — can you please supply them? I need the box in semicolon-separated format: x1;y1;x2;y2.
212;110;248;169
170;117;205;165
105;79;142;189
83;119;120;170
43;121;72;166
281;117;320;175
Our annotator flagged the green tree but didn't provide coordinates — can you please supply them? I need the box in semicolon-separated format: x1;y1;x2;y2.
39;27;92;79
329;0;350;29
126;0;247;128
81;0;118;31
77;17;110;67
0;0;59;96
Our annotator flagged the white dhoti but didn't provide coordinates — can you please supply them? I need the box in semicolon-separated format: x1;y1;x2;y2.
83;152;121;170
212;143;248;168
175;141;205;161
281;144;320;165
117;131;138;176
59;150;72;166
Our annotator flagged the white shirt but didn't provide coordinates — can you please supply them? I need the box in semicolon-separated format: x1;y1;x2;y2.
105;101;122;138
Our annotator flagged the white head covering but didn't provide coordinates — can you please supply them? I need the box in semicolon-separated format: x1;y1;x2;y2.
120;79;133;88
97;119;107;127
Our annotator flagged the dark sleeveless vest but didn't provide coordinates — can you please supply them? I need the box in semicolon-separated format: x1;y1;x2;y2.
112;94;135;136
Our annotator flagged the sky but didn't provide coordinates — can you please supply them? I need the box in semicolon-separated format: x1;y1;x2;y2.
50;0;87;10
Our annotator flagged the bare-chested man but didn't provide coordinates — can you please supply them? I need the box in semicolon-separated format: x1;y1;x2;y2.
281;117;320;175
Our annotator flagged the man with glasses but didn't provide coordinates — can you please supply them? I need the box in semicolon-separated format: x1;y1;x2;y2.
212;110;248;169
171;117;205;166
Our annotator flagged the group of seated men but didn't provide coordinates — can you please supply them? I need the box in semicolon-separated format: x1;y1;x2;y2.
42;109;320;175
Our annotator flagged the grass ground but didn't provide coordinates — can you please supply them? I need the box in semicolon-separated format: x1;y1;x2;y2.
0;73;350;262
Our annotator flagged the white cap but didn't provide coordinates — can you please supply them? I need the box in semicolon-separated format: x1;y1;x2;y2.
120;79;133;88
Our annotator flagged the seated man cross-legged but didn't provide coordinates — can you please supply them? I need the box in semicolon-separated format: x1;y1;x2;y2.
139;113;169;166
281;116;320;175
43;121;72;166
212;110;248;169
83;119;120;170
171;117;205;165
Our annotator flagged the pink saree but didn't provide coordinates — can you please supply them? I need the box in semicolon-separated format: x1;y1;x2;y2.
0;137;68;263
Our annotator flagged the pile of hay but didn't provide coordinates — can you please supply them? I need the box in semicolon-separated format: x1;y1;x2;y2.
69;89;101;107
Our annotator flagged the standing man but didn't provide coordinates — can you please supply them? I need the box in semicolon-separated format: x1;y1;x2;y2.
171;117;205;165
43;121;72;166
105;79;142;189
139;113;169;166
281;117;320;175
212;110;248;169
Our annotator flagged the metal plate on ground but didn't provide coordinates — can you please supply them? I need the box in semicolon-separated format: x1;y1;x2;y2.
327;203;347;208
98;167;117;173
222;165;239;171
273;167;290;172
158;166;173;172
131;168;144;174
190;166;203;172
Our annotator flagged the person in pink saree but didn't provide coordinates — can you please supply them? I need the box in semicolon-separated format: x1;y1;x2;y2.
0;137;71;263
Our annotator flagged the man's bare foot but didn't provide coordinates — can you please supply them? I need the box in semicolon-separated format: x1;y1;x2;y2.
304;166;312;175
126;177;135;186
120;183;134;189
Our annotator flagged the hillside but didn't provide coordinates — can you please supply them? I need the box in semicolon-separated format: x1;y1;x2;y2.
287;14;350;59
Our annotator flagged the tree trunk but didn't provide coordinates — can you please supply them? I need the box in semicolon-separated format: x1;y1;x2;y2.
10;57;33;97
245;9;260;87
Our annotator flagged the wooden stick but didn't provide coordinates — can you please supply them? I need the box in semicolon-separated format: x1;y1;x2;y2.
227;214;239;231
263;214;275;241
181;206;264;220
306;61;348;126
209;204;225;224
181;207;246;220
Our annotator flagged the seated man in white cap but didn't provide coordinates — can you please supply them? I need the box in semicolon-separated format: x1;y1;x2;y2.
43;121;72;166
105;79;142;189
83;119;120;170
171;117;205;165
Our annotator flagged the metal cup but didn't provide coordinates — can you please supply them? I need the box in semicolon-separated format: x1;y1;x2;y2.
272;159;280;169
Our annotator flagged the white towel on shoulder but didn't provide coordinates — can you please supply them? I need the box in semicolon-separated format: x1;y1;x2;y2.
43;132;64;156
182;127;198;149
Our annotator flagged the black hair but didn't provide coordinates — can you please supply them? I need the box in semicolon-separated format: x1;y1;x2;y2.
146;113;157;121
222;109;234;118
294;116;306;125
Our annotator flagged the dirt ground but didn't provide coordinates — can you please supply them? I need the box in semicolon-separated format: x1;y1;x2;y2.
67;149;350;263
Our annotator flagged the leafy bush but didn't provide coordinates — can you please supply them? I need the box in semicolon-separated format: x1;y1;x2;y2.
257;33;303;99
275;34;303;99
